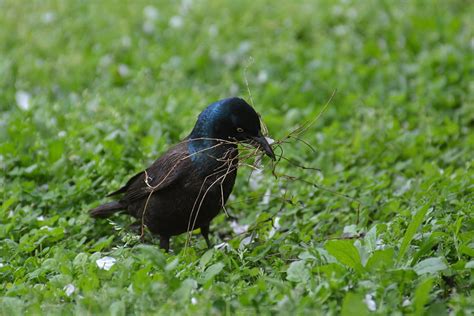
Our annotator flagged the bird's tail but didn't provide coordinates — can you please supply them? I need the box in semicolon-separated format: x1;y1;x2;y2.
89;201;124;218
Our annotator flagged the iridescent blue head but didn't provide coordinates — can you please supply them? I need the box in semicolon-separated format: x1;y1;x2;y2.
189;97;275;160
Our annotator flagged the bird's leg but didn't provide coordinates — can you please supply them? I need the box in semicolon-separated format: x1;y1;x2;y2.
201;224;212;248
159;235;170;252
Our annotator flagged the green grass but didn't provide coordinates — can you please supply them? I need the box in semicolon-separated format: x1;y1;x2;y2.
1;0;473;314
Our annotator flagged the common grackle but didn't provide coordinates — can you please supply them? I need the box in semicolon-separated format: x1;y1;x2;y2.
90;97;275;251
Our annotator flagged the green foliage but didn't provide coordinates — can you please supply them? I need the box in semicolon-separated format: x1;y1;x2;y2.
413;277;434;316
325;240;364;273
398;202;431;262
341;292;370;316
1;0;473;314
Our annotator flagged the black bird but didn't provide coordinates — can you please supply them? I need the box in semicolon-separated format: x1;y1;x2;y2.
90;97;275;251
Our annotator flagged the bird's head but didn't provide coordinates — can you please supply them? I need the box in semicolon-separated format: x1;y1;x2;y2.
190;97;275;160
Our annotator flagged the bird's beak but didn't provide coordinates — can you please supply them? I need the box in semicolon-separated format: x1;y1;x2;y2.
251;135;276;160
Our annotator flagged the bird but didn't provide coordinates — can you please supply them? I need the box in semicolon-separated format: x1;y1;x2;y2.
89;97;275;251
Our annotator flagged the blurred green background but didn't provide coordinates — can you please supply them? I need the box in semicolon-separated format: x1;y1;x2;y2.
1;0;473;314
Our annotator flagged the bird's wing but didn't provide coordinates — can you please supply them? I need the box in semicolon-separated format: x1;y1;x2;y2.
107;143;192;203
106;171;143;197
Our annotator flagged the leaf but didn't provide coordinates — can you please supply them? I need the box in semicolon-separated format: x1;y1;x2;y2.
173;278;198;302
89;236;114;252
411;233;444;265
413;257;447;275
286;260;310;283
0;297;25;315
109;301;126;316
453;216;464;236
199;249;214;269
165;258;179;271
341;292;369;316
398;203;432;262
134;244;166;266
48;139;64;162
73;253;88;267
364;225;377;253
325;240;364;273
460;245;474;257
413;277;434;316
201;262;224;283
465;261;474;269
1;197;16;212
365;248;394;271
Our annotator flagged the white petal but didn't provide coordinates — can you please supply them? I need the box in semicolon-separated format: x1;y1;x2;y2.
15;91;31;110
257;70;268;83
239;236;253;249
63;284;75;296
261;188;271;205
121;36;131;48
96;256;116;270
143;21;155;34
268;216;280;238
238;41;252;54
214;242;230;251
118;64;130;77
249;168;263;190
169;16;183;28
143;6;159;20
230;221;249;234
42;12;55;24
364;294;377;311
208;25;218;37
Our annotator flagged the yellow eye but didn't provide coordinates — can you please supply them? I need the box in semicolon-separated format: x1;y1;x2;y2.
237;127;244;133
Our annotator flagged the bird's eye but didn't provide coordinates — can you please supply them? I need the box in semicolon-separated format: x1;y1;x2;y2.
236;127;244;133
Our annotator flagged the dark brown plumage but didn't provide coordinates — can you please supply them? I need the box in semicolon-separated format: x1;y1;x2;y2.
89;97;274;251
